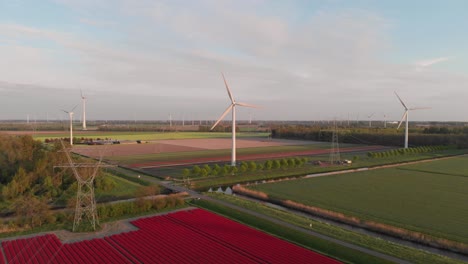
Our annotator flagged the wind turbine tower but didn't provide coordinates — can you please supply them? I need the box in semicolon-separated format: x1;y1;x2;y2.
383;113;387;128
368;112;375;128
81;90;87;130
211;73;258;166
395;91;430;148
62;105;78;145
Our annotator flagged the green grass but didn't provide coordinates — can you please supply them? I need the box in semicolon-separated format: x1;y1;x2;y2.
206;193;463;264
95;174;142;202
33;131;269;141
190;198;393;264
249;155;468;244
397;156;468;177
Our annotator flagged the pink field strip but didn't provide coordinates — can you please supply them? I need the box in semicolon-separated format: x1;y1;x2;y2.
0;209;341;264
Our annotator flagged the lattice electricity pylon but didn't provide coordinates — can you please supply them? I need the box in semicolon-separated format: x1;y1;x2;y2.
329;120;341;165
55;141;115;231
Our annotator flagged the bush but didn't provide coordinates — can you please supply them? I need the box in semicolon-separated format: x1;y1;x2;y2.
152;197;167;210
135;185;160;198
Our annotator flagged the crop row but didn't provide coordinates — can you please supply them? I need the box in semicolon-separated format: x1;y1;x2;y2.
0;209;340;264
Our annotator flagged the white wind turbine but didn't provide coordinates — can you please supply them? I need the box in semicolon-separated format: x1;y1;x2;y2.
80;89;87;130
62;105;78;145
211;73;258;166
367;112;375;128
395;91;430;148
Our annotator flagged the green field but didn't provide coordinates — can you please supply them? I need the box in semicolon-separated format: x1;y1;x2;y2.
205;193;462;264
33;131;269;141
248;155;468;244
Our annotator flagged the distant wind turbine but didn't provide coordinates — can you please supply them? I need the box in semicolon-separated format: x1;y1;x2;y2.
395;92;430;148
211;73;258;166
367;112;375;128
80;89;87;130
383;113;388;128
62;105;78;145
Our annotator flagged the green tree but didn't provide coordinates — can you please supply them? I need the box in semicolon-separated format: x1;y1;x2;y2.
272;160;281;169
199;168;208;177
182;168;190;177
240;164;248;173
231;166;238;175
192;165;201;176
248;161;257;172
203;164;212;175
280;159;289;169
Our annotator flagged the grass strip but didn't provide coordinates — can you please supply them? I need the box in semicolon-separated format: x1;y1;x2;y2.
190;198;395;264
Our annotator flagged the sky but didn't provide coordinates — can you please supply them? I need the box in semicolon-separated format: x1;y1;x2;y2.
1;0;468;122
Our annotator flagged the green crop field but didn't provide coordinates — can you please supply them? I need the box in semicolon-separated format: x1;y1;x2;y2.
248;155;468;244
33;131;269;141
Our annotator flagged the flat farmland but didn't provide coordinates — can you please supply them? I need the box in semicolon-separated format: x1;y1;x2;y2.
248;155;468;244
20;131;269;141
74;137;380;168
75;138;350;167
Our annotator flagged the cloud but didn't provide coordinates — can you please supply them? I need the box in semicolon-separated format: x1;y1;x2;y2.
414;57;450;67
0;2;467;121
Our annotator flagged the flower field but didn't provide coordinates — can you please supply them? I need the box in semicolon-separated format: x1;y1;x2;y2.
1;209;340;263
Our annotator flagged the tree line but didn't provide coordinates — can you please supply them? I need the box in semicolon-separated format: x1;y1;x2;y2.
366;145;450;158
0;134;116;229
271;126;468;148
182;157;310;178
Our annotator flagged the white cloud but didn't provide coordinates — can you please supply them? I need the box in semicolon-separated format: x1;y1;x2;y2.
415;57;450;68
0;2;467;121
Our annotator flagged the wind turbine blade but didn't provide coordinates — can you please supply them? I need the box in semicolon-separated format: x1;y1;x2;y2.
394;91;408;110
368;112;375;118
397;111;407;130
409;107;431;110
236;102;259;108
80;89;83;98
61;109;69;114
221;72;235;103
71;104;78;112
210;104;233;130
